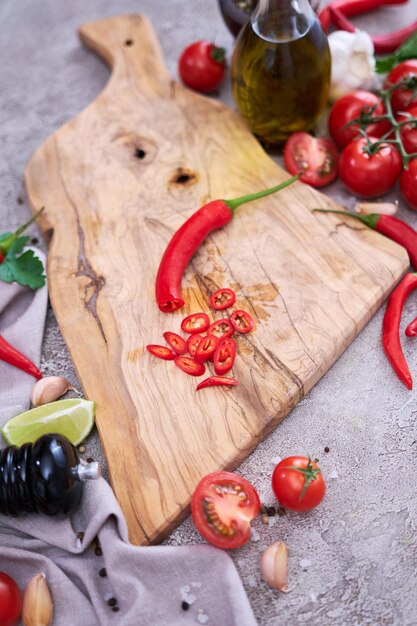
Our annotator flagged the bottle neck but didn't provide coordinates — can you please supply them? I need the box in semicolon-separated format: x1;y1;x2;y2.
252;0;315;42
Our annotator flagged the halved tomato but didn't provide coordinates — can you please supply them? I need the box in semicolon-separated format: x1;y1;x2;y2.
284;132;339;187
191;471;260;549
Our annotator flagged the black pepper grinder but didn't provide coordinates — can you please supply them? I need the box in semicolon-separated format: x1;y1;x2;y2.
0;433;100;516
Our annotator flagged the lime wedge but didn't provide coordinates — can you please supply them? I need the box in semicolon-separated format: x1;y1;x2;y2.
1;398;95;447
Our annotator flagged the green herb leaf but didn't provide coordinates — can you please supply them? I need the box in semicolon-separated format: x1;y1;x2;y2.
376;31;417;74
0;248;46;289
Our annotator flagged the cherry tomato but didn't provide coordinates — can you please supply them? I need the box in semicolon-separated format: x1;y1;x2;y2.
191;471;260;548
181;312;210;335
272;456;326;512
146;344;176;360
385;60;417;114
283;132;339;187
214;338;236;375
178;41;226;94
0;572;21;626
207;318;234;339
163;331;187;355
196;376;238;390
229;310;254;334
209;287;236;311
187;333;203;357
174;355;206;377
328;90;391;149
400;158;417;211
397;105;417;155
339;136;402;198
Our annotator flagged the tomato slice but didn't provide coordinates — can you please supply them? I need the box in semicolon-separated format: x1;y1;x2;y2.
174;355;206;376
207;318;234;339
209;288;236;311
191;471;260;549
195;334;219;363
229;310;254;334
284;132;339;187
196;376;238;390
214;338;236;375
181;312;210;334
146;344;176;360
163;331;187;355
187;333;203;357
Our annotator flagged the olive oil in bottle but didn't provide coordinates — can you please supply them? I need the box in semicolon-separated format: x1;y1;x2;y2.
231;0;331;146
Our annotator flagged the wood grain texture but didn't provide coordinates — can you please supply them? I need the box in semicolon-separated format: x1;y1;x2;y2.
24;15;408;545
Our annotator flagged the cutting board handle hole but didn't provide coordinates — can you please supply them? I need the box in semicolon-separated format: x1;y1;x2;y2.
124;39;134;46
134;148;146;159
169;167;199;188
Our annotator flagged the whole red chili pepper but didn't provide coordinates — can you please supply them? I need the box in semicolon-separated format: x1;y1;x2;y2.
155;175;300;312
328;6;417;54
0;335;42;379
314;209;417;270
382;273;417;389
318;0;407;32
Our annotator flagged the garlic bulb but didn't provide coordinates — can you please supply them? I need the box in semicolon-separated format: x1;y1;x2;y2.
328;30;378;102
22;573;53;626
31;376;76;407
260;541;289;592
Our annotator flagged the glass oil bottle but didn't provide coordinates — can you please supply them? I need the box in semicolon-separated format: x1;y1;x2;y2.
231;0;331;146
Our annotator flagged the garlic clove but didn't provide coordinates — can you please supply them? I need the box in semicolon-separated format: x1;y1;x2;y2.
260;541;289;592
31;376;76;407
22;573;53;626
355;201;398;216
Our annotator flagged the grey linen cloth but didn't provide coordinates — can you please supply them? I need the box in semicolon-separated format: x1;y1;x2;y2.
0;264;258;626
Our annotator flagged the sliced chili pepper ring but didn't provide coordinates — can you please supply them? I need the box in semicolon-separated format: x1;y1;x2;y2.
196;376;239;391
229;310;254;334
207;318;234;339
146;344;176;360
181;312;210;334
214;338;236;375
195;335;219;363
163;331;187;355
187;333;203;357
174;356;206;377
209;288;236;311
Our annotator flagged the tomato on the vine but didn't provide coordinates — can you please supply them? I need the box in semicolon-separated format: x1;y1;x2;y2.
397;105;417;155
178;41;226;94
328;90;391;149
272;456;326;512
385;60;417;114
339;136;402;198
191;471;260;549
0;572;21;626
284;132;339;188
400;158;417;211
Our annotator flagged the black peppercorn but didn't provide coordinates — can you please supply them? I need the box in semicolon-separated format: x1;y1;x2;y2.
324;446;330;453
99;567;107;577
266;506;276;516
181;601;190;611
111;606;120;612
95;547;103;556
107;597;117;607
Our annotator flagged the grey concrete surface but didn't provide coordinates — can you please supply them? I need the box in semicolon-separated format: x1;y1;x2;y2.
1;1;417;624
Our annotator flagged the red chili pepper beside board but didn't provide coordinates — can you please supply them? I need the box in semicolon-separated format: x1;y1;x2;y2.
314;209;417;270
0;335;42;379
382;273;417;389
155;176;299;313
318;0;407;31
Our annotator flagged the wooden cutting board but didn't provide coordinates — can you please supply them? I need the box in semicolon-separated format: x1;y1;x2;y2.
24;15;407;545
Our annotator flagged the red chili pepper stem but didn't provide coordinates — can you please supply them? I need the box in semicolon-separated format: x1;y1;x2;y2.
225;174;300;212
0;206;45;255
0;335;42;379
313;208;417;269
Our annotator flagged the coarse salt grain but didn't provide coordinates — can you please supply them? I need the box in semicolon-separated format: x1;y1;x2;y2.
104;593;113;602
310;592;318;603
247;575;258;588
250;528;261;542
197;613;209;624
268;516;277;527
299;559;311;569
184;593;196;605
270;456;282;465
329;469;339;479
